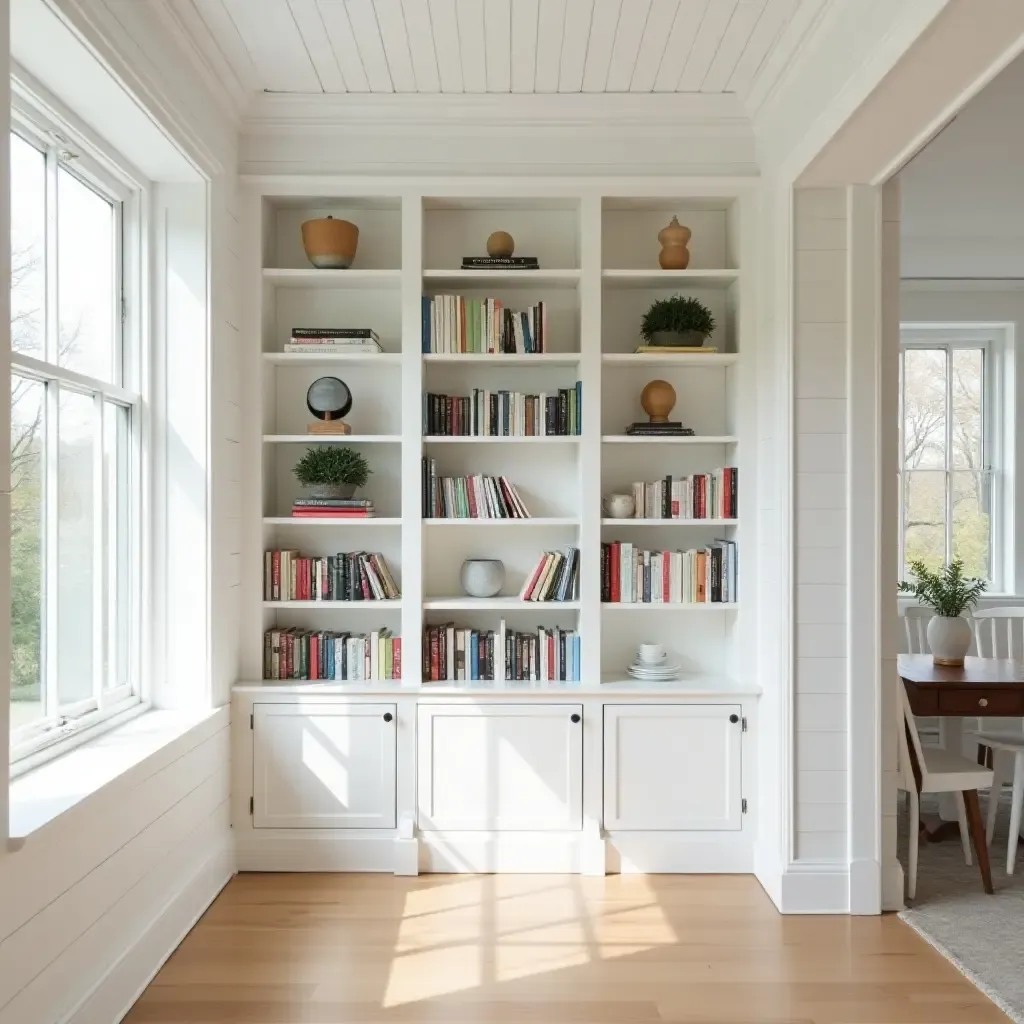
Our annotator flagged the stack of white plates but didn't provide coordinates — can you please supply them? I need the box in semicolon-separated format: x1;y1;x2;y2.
626;655;682;681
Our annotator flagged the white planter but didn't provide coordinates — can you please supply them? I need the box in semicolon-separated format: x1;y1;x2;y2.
926;614;972;667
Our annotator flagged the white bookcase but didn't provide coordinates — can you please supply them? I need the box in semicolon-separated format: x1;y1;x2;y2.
241;183;755;689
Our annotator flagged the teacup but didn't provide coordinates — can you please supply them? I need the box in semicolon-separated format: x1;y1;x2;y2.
603;493;636;519
638;643;666;664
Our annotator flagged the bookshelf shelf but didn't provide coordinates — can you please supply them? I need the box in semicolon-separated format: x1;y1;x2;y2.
601;353;738;368
247;186;753;692
423;597;582;611
423;269;581;288
423;435;581;444
600;518;739;527
601;435;738;445
262;434;401;444
263;267;401;289
262;600;403;609
601;603;740;611
263;352;402;366
425;517;579;527
601;269;740;288
263;517;403;527
423;353;580;365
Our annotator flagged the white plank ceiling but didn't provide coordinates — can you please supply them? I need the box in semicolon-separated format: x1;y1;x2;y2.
174;0;820;101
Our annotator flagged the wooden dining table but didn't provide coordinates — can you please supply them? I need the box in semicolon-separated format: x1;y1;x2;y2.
899;653;1024;892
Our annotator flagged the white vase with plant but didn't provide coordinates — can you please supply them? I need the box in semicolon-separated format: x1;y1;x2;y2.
898;558;987;666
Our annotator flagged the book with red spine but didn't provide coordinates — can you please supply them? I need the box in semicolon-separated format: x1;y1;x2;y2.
393;637;402;680
663;552;671;603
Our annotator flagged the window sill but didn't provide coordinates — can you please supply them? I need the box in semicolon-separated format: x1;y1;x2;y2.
8;706;227;845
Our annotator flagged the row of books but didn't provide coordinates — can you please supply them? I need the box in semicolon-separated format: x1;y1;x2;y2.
264;550;400;602
422;295;548;354
291;498;376;519
284;327;383;354
263;628;401;681
461;256;539;270
521;548;579;602
423;624;498;681
423;385;582;436
600;541;737;604
630;469;738;520
421;459;531;519
504;627;581;682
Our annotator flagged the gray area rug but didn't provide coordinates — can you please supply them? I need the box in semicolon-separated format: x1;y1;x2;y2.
899;792;1024;1023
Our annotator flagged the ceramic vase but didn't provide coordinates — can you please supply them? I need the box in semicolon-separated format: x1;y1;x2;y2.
926;614;972;667
460;559;505;598
658;216;691;270
487;231;515;257
301;216;359;269
640;379;677;423
648;329;708;349
602;493;636;519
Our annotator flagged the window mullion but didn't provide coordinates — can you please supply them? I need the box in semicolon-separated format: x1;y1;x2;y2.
94;395;107;707
44;145;59;365
945;345;954;565
898;350;906;577
43;381;60;723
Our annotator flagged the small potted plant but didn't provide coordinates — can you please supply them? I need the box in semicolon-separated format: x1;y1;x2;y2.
899;559;987;666
640;295;716;348
293;445;370;500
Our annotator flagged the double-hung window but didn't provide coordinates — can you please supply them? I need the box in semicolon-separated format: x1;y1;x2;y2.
9;113;142;764
898;325;1001;587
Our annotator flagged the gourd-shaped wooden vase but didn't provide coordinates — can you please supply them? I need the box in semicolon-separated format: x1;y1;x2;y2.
640;379;677;424
658;216;691;270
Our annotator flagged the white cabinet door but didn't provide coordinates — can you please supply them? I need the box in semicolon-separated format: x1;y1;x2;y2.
418;703;583;831
604;704;743;831
253;702;397;829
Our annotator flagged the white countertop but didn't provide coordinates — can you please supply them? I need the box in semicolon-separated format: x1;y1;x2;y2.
233;677;760;698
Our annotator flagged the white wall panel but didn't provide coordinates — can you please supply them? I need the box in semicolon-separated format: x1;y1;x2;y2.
190;0;260;91
373;0;418;92
428;0;464;92
401;0;442;91
484;0;512;91
288;0;346;91
604;0;648;91
558;0;594;92
726;0;795;96
581;0;621;92
455;0;487;92
629;0;679;91
701;0;765;93
318;1;372;91
677;0;737;91
221;0;321;92
533;0;566;92
653;0;707;92
346;0;396;91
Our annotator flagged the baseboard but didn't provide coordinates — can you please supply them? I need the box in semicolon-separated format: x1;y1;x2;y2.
776;863;850;914
607;832;753;873
882;856;905;911
65;831;234;1024
848;857;882;915
236;832;398;872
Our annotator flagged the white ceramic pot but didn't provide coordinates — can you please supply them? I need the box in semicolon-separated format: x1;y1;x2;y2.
602;493;635;519
926;614;972;667
460;559;505;598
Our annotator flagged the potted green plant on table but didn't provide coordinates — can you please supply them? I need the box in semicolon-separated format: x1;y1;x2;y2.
898;559;987;666
640;295;716;348
293;445;370;500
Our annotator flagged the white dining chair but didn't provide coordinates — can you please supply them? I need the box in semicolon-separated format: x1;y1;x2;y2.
899;680;994;897
903;606;944;748
980;732;1024;874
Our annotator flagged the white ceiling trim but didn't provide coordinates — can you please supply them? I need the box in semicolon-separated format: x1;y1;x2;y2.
243;89;749;132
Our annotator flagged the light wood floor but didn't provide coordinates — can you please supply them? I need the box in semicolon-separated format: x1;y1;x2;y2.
126;874;1008;1023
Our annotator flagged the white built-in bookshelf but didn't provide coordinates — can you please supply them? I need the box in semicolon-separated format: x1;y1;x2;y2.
242;187;754;688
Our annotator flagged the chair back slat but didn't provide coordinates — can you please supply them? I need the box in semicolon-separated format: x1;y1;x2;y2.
903;606;931;654
972;607;1024;660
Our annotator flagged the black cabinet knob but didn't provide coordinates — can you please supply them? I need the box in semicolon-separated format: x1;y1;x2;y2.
729;714;739;724
383;712;394;723
570;713;581;724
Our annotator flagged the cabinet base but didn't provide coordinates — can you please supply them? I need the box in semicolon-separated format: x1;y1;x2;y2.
236;831;753;875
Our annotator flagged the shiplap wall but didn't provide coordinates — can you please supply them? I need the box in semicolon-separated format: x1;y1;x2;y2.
793;187;848;863
0;1;241;1020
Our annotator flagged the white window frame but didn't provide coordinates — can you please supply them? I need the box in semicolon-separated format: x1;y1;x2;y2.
9;96;148;771
898;322;1011;592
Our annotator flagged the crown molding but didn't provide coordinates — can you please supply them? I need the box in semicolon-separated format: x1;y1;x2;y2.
242;90;750;135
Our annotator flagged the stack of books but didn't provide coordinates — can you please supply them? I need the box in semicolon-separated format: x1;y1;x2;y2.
601;541;737;604
284;327;383;354
421;458;531;518
421;295;547;353
625;421;695;437
504;626;580;682
630;469;738;520
521;548;580;602
461;256;539;270
423;624;498;681
264;550;400;602
264;628;400;682
291;498;375;518
423;384;581;436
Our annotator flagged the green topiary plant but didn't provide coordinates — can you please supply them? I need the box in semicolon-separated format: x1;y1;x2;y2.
293;445;371;488
640;295;716;341
898;558;987;617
